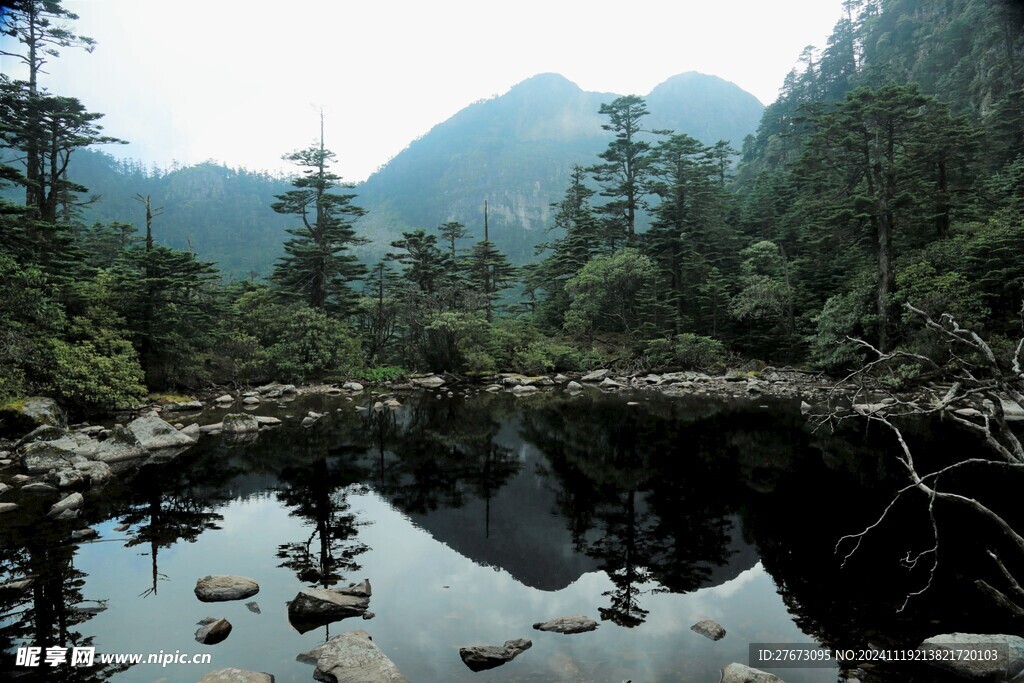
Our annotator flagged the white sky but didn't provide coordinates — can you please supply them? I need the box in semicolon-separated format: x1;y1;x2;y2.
1;0;847;181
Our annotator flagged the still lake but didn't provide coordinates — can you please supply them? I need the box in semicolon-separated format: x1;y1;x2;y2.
0;389;1000;682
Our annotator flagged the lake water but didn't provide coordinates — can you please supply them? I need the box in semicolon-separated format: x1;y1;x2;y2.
0;389;1008;682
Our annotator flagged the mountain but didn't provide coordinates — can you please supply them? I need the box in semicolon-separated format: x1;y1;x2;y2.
355;72;765;263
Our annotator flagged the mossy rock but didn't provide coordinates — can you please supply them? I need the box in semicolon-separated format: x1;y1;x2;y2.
149;393;197;405
0;397;66;438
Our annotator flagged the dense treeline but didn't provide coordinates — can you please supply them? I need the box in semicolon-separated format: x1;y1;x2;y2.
1;0;1023;413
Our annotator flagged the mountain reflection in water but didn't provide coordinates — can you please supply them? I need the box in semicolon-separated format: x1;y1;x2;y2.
1;390;1011;682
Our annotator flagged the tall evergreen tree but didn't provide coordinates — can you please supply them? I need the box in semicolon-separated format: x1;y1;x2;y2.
270;119;367;315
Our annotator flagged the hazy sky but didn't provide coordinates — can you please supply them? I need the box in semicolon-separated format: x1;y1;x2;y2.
2;0;847;181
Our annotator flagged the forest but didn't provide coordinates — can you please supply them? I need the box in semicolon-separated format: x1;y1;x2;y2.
1;0;1023;413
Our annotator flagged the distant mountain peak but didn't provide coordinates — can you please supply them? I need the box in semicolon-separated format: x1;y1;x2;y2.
506;72;583;95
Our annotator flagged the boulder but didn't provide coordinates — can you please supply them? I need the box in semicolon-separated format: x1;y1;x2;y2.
343;382;364;392
214;394;235;404
195;618;232;645
164;401;204;412
511;385;538;395
20;435;94;474
196;668;274;683
459;638;531;672
800;401;812;415
74;460;113;487
50;468;85;489
553;374;569;383
288;587;369;632
222;413;260;434
0;397;65;436
194;575;260;602
200;423;223;434
242;396;261;405
92;426;147;463
581;369;610;382
47;492;84;518
532;615;598;634
254;416;281;427
691;619;726;641
599;378;624;389
339;579;371;597
412;375;445;389
918;633;1024;680
15;424;66;448
22;481;58;493
126;414;196;450
0;502;18;514
721;663;784;683
384;399;401;409
566;381;583;392
246;601;261;614
181;423;202;439
484;385;502;392
0;482;9;496
71;528;98;542
312;630;408;683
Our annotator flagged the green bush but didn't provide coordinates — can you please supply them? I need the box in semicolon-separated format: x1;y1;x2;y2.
643;333;726;370
267;307;363;382
357;366;407;384
42;333;147;411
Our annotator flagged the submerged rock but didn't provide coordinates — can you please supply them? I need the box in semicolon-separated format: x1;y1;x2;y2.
721;663;784;683
195;617;232;645
459;638;532;671
532;615;598;634
196;668;274;683
691;619;726;641
312;630;408;683
194;575;260;602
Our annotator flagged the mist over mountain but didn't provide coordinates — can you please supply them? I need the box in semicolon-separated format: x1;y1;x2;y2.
356;71;764;263
58;71;762;275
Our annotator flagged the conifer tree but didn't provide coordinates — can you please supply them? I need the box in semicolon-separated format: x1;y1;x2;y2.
271;118;367;315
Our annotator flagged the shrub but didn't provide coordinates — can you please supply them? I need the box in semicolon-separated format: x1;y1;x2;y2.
267;307;363;382
643;333;726;370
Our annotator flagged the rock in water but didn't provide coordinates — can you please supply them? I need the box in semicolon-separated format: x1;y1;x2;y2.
196;668;274;683
0;397;65;436
0;502;18;514
287;587;369;633
721;663;785;683
194;575;260;602
412;375;445;389
532;615;598;634
459;639;532;671
691;619;726;641
47;492;84;518
581;369;610;382
566;381;583;392
92;426;147;463
313;630;408;683
195;618;232;645
918;633;1024;680
125;414;196;450
246;601;261;614
221;413;260;434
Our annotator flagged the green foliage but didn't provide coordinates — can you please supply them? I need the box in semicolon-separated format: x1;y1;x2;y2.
358;366;407;384
808;275;876;373
642;333;726;371
41;333;146;411
564;249;658;338
423;310;494;374
486;319;599;375
267;307;363;382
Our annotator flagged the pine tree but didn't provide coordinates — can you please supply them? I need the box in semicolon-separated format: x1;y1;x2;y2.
467;202;516;323
270;118;368;315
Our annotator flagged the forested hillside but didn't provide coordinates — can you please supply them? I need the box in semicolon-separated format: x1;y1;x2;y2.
1;0;1022;413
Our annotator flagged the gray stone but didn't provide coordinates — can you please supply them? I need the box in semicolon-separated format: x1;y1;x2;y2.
566;381;584;392
254;416;281;427
343;382;364;392
301;417;316;427
599;378;624;389
181;423;202;439
691;619;726;641
194;575;260;602
532;615;598;634
214;394;235;404
222;413;260;434
312;630;408;683
384;399;401;409
338;579;371;598
74;460;113;486
71;528;98;541
22;481;58;493
242;396;261;405
47;492;84;518
459;638;532;672
0;397;65;434
52;508;79;521
126;414;197;450
0;482;9;496
918;633;1024;680
195;618;232;645
412;375;445;389
11;474;30;484
721;663;784;683
246;601;261;614
164;401;204;412
51;468;85;489
511;385;538;395
15;424;66;448
581;369;610;382
200;423;223;434
196;668;274;683
0;502;18;514
484;385;502;392
92;426;147;463
20;436;93;474
288;587;369;629
553;374;569;383
800;401;812;415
